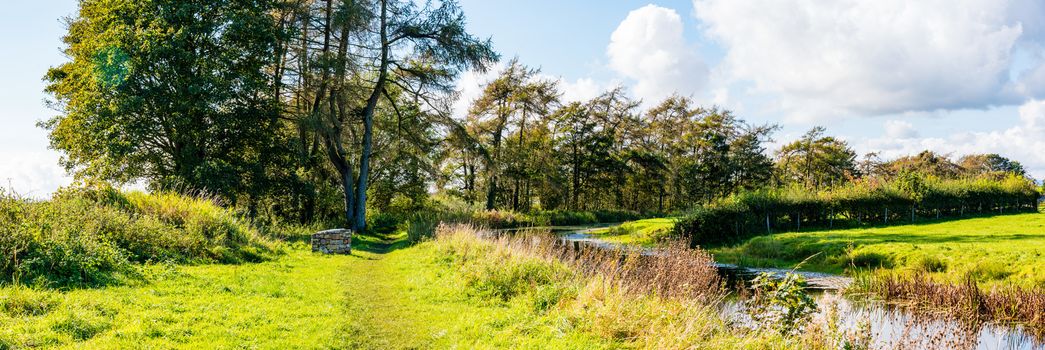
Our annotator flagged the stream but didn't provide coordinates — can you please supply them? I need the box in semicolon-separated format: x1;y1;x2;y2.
502;224;1045;349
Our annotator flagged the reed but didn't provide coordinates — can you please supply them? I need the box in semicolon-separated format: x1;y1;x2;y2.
860;272;1045;335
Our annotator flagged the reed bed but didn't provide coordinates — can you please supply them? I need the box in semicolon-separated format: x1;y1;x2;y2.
433;224;878;349
863;273;1045;336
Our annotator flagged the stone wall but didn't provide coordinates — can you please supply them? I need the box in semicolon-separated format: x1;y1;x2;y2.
311;229;353;254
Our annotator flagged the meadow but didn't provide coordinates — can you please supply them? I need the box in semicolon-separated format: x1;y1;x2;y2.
589;211;1045;289
1;223;870;349
713;212;1045;289
588;217;678;247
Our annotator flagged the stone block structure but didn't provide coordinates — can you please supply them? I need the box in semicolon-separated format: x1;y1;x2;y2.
312;229;353;254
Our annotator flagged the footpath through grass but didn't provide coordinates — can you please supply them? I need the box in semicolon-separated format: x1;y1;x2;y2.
713;212;1045;288
0;233;618;349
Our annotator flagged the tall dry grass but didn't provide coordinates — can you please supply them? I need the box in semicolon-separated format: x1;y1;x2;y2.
863;272;1045;336
432;224;853;349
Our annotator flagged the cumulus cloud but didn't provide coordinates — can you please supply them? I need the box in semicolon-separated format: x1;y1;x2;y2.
883;120;919;139
693;0;1045;117
859;99;1045;178
608;5;708;103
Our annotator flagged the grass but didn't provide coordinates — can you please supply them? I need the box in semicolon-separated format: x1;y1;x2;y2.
713;212;1045;289
1;187;278;287
0;242;349;348
2;224;868;349
588;218;677;247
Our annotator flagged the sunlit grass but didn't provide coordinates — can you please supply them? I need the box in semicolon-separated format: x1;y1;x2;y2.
0;243;349;348
714;212;1045;288
588;217;677;247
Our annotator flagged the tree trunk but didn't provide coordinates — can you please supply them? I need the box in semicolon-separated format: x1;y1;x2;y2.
354;0;389;232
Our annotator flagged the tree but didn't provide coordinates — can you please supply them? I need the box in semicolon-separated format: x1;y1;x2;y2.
775;127;857;190
886;150;961;179
958;154;1027;178
43;0;285;204
467;59;556;210
286;0;497;231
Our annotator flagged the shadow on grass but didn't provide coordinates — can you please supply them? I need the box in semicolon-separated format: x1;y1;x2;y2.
350;231;412;255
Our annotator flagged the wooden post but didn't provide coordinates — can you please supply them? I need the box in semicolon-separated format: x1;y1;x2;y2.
766;213;771;234
829;208;834;228
884;207;888;225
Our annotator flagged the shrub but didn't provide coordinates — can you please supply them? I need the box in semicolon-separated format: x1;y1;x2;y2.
848;251;891;268
0;186;278;287
744;272;818;336
533;210;598;226
367;212;401;235
913;255;948;273
675;175;1040;246
968;261;1012;282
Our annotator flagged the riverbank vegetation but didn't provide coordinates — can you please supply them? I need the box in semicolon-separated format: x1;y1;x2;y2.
713;212;1045;288
0;187;277;287
675;173;1039;246
589;217;678;247
1;224;873;349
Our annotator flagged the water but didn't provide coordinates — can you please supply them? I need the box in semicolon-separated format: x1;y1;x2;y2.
549;225;1045;349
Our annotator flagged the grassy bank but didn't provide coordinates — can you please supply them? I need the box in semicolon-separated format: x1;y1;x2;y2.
0;244;350;348
713;212;1045;288
588;218;677;247
0;187;278;287
3;225;872;349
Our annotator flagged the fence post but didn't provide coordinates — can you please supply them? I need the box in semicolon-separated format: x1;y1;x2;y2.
884;207;889;225
765;213;771;234
829;208;834;228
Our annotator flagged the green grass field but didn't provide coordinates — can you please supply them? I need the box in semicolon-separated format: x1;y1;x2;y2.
713;213;1045;288
0;235;618;349
588;218;677;247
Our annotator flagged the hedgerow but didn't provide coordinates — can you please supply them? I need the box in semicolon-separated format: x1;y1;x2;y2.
676;174;1040;246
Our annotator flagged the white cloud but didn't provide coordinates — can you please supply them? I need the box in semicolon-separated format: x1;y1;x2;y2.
559;77;604;103
883;120;919;139
452;63;613;119
694;0;1045;117
859;99;1045;178
608;5;708;103
0;150;72;198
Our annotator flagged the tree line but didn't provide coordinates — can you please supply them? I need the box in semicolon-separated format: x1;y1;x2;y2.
42;0;1040;235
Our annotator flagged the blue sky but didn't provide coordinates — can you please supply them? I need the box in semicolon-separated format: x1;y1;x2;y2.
3;1;1045;196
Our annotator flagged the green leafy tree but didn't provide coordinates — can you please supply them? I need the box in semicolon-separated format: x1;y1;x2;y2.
43;0;285;204
776;127;857;190
286;0;497;231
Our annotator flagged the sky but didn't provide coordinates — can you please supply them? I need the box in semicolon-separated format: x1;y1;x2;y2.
3;1;1045;196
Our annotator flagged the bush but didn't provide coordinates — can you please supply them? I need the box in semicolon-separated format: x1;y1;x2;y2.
913;255;947;273
533;210;598;226
848;251;891;268
675;175;1040;246
367;212;401;235
406;212;440;243
0;186;278;287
